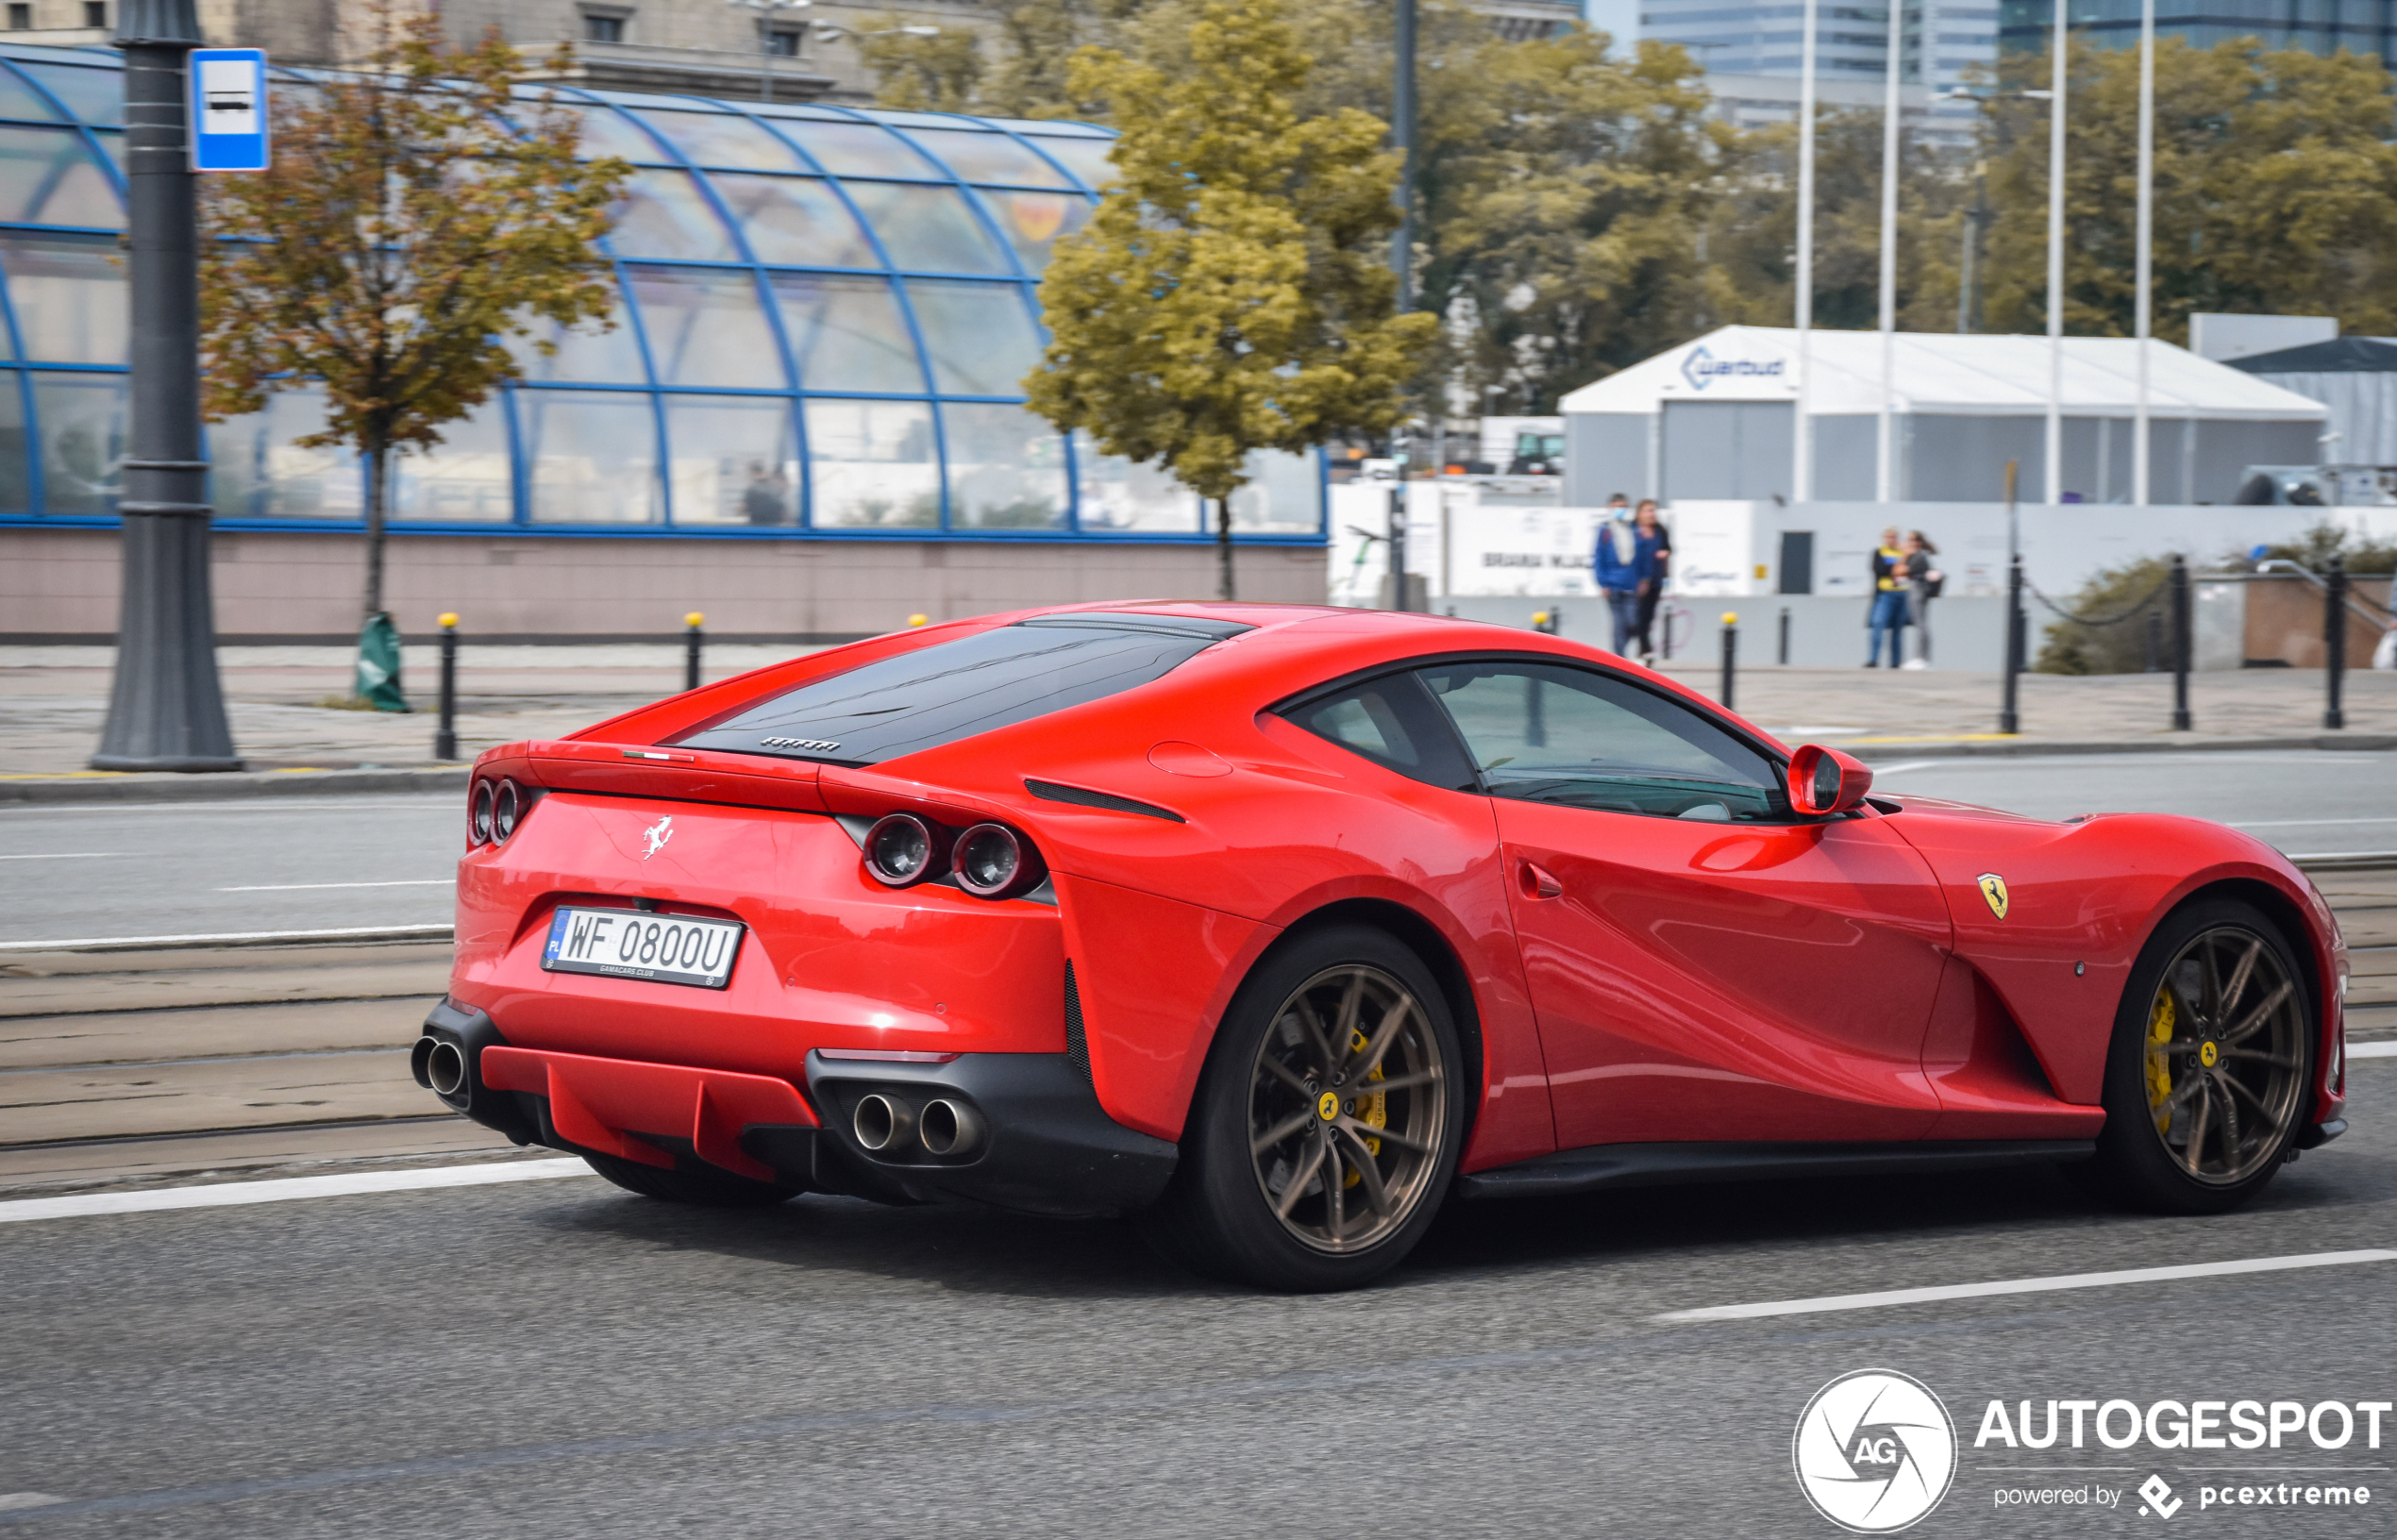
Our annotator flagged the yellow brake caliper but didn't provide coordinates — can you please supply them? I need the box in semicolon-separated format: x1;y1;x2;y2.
1344;1027;1387;1187
2145;988;2176;1132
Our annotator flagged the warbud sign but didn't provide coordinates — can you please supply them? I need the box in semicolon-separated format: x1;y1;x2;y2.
1792;1370;2389;1531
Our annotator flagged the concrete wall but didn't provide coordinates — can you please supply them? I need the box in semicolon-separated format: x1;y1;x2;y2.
0;527;1330;643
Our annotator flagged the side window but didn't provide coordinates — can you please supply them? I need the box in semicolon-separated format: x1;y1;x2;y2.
1417;661;1789;822
1283;672;1481;792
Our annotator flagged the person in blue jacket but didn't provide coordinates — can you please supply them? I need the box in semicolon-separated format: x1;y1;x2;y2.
1594;498;1664;656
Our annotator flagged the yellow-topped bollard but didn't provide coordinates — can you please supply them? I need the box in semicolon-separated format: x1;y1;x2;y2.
683;611;705;694
684;611;705;629
434;612;461;762
909;612;930;628
1718;611;1739;712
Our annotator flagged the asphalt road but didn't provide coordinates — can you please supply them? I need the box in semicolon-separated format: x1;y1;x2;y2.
4;750;2391;946
0;796;461;945
0;1065;2389;1537
1871;751;2397;859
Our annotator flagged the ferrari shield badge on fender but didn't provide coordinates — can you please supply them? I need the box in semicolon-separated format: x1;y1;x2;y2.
1977;873;2009;920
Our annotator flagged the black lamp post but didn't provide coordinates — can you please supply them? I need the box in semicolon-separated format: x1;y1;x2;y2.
92;0;238;772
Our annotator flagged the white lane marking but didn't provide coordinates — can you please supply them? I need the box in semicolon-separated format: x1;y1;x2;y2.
2349;1041;2397;1060
1863;761;1943;775
0;1159;591;1225
2233;817;2397;829
0;923;452;953
215;879;452;892
0;1496;64;1513
1654;1249;2397;1322
0;853;118;861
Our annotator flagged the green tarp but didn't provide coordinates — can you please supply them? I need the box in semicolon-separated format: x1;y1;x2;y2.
356;612;410;712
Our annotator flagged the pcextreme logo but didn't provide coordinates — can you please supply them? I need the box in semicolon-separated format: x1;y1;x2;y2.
1794;1369;1959;1532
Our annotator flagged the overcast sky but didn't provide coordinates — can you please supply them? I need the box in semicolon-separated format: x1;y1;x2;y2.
1584;0;1639;52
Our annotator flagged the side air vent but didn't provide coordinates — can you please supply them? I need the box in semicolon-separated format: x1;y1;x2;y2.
1063;960;1092;1085
1025;778;1185;823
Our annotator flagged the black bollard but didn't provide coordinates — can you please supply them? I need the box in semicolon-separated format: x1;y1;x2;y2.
684;611;705;694
2325;555;2347;730
2169;554;2191;730
2000;555;2024;735
1719;611;1738;712
1778;606;1791;666
433;612;459;762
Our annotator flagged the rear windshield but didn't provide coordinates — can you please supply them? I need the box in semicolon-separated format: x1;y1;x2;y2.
668;614;1251;765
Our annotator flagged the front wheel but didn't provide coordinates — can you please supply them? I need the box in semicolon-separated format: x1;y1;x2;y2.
1144;925;1465;1292
2088;898;2314;1214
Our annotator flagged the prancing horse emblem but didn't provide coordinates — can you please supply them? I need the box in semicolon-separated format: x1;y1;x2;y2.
1977;872;2009;921
642;816;674;861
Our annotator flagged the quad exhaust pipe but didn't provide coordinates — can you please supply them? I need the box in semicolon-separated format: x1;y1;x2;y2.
411;1033;471;1105
850;1092;982;1159
919;1098;983;1158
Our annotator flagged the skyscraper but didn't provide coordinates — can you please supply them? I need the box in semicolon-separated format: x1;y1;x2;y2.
1998;0;2397;56
1641;0;1998;94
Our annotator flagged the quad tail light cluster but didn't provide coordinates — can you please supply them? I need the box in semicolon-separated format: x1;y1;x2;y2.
466;778;535;849
863;813;1046;899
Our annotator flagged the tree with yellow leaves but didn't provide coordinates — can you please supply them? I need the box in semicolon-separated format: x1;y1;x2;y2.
1023;0;1437;599
200;8;629;637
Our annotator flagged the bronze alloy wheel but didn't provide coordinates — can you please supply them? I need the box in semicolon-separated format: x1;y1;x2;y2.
1247;963;1450;1254
2140;923;2308;1186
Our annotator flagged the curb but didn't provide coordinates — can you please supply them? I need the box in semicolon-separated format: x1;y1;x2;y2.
1843;734;2397;763
0;766;470;806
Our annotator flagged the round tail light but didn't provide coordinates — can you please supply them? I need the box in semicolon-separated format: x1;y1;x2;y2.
863;813;945;887
953;823;1045;899
493;779;522;841
469;780;494;845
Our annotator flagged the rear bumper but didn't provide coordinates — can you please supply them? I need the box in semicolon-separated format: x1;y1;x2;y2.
415;999;1176;1217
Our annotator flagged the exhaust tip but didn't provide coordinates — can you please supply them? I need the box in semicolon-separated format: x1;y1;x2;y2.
852;1093;915;1153
918;1098;983;1158
424;1038;469;1100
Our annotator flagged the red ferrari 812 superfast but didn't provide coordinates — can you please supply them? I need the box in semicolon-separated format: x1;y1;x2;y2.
414;604;2349;1290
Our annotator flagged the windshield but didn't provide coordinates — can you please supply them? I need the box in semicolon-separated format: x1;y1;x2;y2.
668;613;1250;765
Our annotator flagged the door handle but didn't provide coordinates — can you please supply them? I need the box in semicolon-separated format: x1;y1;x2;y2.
1517;861;1563;900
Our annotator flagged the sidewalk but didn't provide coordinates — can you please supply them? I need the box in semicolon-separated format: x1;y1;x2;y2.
2;642;2392;787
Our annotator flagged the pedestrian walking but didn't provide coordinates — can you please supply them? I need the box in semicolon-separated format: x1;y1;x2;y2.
1903;529;1943;668
1865;526;1908;667
1595;497;1663;657
1631;500;1672;665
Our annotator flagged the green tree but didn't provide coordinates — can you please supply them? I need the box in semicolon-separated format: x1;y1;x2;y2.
1980;37;2397;343
1024;0;1437;598
853;25;986;112
200;8;628;645
1701;109;1970;338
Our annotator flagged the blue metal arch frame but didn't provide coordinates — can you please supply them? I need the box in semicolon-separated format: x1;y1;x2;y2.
0;49;1327;545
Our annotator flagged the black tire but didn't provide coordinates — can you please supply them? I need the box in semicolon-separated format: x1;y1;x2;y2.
2088;897;2314;1214
1143;924;1465;1292
582;1151;800;1208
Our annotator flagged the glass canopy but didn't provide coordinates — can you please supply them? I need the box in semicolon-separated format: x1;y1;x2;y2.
0;46;1322;542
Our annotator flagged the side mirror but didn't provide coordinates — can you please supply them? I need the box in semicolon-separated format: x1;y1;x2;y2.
1787;744;1874;816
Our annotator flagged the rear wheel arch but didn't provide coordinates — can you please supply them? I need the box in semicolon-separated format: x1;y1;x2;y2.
1263;898;1484;1140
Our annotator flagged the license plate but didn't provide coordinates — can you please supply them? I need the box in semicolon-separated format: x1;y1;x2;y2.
541;907;745;990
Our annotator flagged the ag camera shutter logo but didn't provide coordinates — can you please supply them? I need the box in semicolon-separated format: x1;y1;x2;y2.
1793;1369;1958;1532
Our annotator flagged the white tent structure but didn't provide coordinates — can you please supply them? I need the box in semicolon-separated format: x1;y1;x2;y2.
1559;326;2328;508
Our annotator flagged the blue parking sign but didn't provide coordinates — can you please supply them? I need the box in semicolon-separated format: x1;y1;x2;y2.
188;48;270;173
